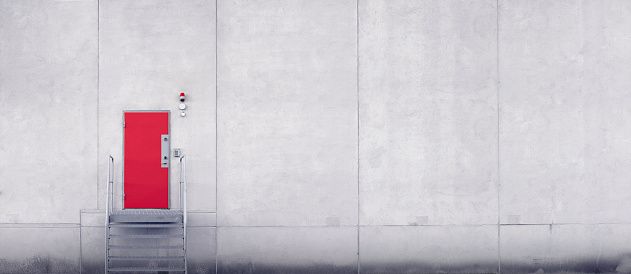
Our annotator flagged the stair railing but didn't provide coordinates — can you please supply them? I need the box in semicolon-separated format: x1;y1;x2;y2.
105;155;114;273
179;155;187;273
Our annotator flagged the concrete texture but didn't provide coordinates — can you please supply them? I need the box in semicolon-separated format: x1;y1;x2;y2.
499;0;631;225
217;227;357;273
80;226;105;274
2;0;631;273
360;225;498;273
500;224;631;273
187;227;217;274
217;0;358;227
188;211;218;227
0;225;80;273
359;0;499;226
0;0;98;224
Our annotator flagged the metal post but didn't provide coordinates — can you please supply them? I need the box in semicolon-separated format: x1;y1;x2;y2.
180;156;187;274
105;156;113;273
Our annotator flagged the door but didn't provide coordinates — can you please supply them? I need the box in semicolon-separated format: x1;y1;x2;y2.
124;111;170;209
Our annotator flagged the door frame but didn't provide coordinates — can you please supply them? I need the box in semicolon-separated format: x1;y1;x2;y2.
122;110;171;209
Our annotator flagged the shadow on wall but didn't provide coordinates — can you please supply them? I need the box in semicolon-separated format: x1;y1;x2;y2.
499;255;631;274
1;254;631;273
212;255;631;274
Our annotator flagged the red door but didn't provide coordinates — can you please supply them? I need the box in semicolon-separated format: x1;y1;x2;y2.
124;111;170;209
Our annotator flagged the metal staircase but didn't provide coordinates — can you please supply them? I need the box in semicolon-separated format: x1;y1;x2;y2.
105;156;188;273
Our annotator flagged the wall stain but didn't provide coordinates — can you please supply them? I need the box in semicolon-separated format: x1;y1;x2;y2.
218;262;356;274
79;258;216;274
361;262;498;274
502;257;621;273
3;256;631;273
0;255;78;274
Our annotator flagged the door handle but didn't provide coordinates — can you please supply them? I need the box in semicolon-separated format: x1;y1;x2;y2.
161;134;170;168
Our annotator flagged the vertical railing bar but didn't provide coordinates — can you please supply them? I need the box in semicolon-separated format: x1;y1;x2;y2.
180;155;187;273
179;157;183;210
105;155;113;273
109;156;114;213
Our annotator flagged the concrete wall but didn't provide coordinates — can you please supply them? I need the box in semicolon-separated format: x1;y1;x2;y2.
0;0;97;272
1;0;631;273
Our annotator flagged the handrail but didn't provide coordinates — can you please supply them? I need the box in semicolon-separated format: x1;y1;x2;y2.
179;155;185;210
106;156;112;222
107;155;114;213
105;155;114;274
179;155;187;273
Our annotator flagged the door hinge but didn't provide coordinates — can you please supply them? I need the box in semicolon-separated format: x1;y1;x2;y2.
123;194;125;200
123;122;126;128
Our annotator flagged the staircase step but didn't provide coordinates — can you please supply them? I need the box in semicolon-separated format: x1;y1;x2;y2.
108;256;185;261
109;223;183;228
109;234;184;239
107;266;185;272
110;210;183;223
108;245;184;249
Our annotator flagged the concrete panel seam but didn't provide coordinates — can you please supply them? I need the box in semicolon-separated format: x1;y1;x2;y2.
360;224;500;228
0;223;81;228
215;1;219;274
216;225;362;228
204;223;631;228
356;0;360;274
500;223;631;226
96;0;101;212
77;225;228;228
496;0;501;273
79;211;83;274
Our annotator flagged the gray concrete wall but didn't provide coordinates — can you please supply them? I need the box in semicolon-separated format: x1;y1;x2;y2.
1;0;631;273
0;0;97;272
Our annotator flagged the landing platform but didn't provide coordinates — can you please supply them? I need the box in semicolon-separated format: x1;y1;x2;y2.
109;209;183;223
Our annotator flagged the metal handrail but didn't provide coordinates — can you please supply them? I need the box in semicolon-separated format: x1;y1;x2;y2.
105;155;187;273
179;155;187;273
105;155;114;273
108;156;114;213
